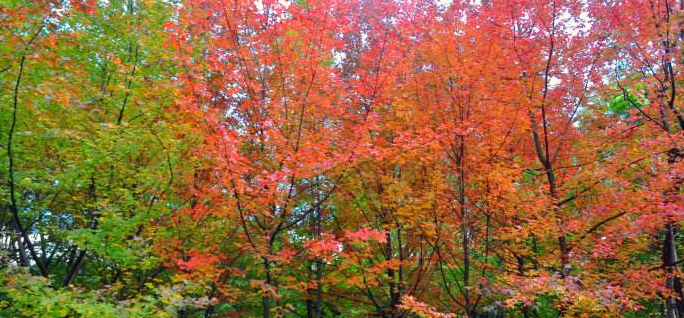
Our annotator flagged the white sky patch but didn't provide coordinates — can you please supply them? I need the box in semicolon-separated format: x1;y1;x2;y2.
332;50;346;68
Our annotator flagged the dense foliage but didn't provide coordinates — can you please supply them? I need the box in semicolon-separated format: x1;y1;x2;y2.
1;0;684;317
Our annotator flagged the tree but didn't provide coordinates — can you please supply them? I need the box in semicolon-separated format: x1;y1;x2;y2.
1;0;194;315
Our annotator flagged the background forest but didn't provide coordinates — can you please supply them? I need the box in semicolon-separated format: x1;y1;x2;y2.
1;0;684;317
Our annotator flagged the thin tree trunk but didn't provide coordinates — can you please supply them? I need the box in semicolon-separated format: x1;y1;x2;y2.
262;257;271;318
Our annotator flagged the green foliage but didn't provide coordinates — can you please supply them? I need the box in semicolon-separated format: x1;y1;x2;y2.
0;0;194;316
0;268;175;318
605;89;647;121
